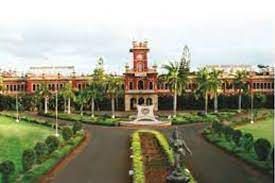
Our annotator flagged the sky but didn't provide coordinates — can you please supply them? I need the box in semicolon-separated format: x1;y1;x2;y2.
0;0;274;75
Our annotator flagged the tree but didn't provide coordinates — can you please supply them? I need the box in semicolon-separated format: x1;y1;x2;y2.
0;160;15;183
106;74;124;118
179;45;191;109
232;70;248;113
209;68;223;113
75;89;89;116
37;83;51;114
195;67;211;114
61;82;75;114
162;61;183;117
87;58;107;118
254;138;271;161
22;149;36;171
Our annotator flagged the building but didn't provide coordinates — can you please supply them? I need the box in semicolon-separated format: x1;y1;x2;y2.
0;41;274;111
123;41;161;111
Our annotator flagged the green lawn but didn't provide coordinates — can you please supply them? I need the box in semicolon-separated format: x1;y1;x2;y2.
236;117;274;144
0;116;55;182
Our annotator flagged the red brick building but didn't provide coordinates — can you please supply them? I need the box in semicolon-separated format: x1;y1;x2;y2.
0;41;274;111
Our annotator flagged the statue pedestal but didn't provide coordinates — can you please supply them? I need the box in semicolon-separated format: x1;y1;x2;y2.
120;105;171;127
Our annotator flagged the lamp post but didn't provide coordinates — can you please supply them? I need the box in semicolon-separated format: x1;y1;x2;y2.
15;90;19;123
250;91;254;124
55;88;59;137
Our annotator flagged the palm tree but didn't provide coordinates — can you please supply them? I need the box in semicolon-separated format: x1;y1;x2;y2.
86;82;102;118
0;76;4;94
75;89;89;116
106;74;124;118
162;61;183;117
233;70;248;113
209;68;223;113
195;67;211;114
61;82;75;114
38;83;50;114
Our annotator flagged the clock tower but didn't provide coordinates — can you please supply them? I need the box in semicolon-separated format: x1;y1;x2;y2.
124;41;158;111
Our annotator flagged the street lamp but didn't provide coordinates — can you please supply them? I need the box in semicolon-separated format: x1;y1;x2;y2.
250;91;254;124
55;88;59;137
15;90;19;123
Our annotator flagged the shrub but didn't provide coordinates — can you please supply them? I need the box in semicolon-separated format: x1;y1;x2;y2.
22;149;36;171
232;130;242;147
62;126;73;141
254;138;271;161
131;132;145;183
45;136;60;154
72;121;83;134
223;126;234;142
0;160;15;183
212;122;223;136
241;133;254;152
34;142;48;163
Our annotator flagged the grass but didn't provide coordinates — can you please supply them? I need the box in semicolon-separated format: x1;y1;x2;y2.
236;117;274;144
0;115;84;183
131;130;197;183
0;116;55;182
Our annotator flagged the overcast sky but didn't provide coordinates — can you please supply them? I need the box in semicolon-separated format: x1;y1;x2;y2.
0;0;274;75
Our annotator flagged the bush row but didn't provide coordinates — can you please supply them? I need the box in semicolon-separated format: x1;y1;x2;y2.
210;122;273;162
131;131;145;183
42;112;120;126
0;120;83;183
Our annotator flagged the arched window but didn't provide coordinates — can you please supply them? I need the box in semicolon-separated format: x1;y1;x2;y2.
149;82;153;90
138;97;144;105
138;80;144;90
130;98;137;110
146;98;152;105
138;63;143;72
129;82;133;90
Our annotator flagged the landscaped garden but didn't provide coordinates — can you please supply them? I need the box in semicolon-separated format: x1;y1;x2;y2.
0;115;84;183
236;116;273;143
203;110;274;175
130;130;196;183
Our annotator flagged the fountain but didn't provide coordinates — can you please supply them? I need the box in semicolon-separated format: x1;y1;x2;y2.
120;105;171;126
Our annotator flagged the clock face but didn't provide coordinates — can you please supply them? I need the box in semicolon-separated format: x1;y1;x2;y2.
136;54;143;60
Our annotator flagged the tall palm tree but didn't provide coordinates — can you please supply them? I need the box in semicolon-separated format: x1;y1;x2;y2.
86;82;102;118
195;67;211;114
233;70;248;113
0;76;4;94
209;68;223;113
61;82;75;114
106;74;124;118
75;89;89;116
38;83;50;114
162;61;183;117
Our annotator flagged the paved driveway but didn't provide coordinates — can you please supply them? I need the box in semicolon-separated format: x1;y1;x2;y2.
51;123;272;183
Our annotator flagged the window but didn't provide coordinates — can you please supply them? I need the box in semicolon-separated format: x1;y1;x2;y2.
129;82;133;90
149;82;153;90
137;63;143;72
260;83;263;89
267;83;271;89
138;80;144;90
33;84;36;91
6;85;9;91
78;84;81;90
253;83;256;89
256;83;259;89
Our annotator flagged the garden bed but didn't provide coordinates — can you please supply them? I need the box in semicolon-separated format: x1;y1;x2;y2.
130;130;196;183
